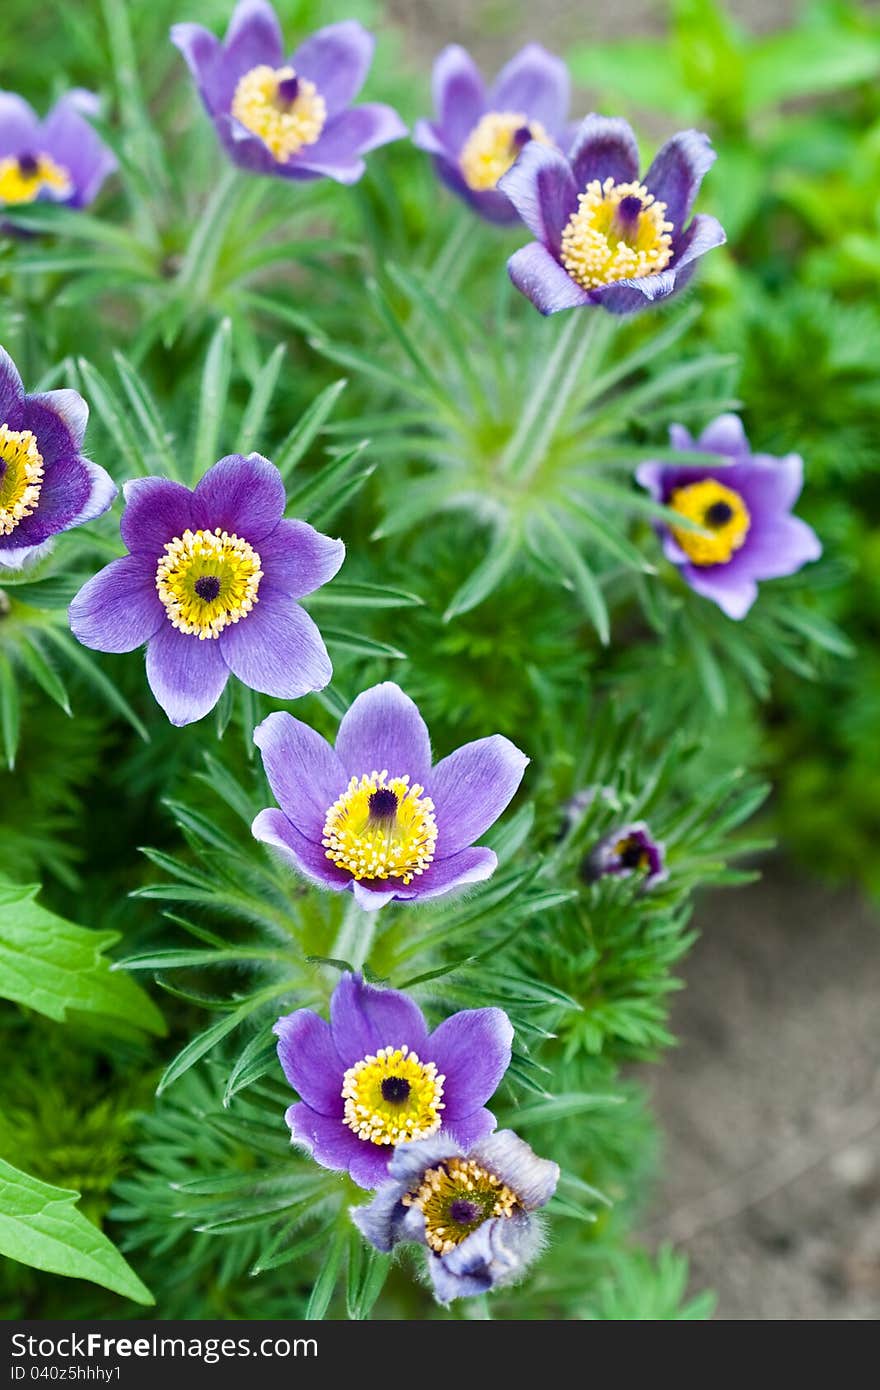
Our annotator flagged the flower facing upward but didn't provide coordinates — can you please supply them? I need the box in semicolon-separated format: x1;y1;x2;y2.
498;114;725;314
68;453;343;725
0;346;115;572
275;972;513;1189
171;1;406;185
0;89;116;211
413;43;570;224
588;821;668;890
636;414;822;619
351;1129;559;1302
252;681;529;911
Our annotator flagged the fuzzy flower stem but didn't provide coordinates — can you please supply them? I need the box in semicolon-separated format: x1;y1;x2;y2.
176;163;247;305
512;313;611;484
331;897;378;974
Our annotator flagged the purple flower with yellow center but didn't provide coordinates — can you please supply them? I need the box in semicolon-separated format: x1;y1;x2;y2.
171;1;406;185
588;820;667;889
498;114;725;314
274;972;513;1190
636;414;822;619
413;43;570;224
0;346;115;573
252;681;528;912
68;453;343;726
0;90;116;211
351;1128;558;1302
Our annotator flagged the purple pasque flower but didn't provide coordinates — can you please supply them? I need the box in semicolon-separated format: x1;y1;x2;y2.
587;820;668;890
252;681;529;912
0;90;116;211
171;1;406;185
0;346;115;573
413;43;570;224
498;113;725;315
351;1128;558;1302
274;972;514;1190
636;414;822;619
68;453;343;726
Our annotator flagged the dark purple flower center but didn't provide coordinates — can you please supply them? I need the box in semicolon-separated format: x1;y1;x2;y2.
449;1198;481;1226
17;153;39;178
511;125;533;151
704;500;734;528
194;575;221;602
276;74;300;106
618;838;648;870
609;193;644;246
380;1075;411;1104
368;787;399;821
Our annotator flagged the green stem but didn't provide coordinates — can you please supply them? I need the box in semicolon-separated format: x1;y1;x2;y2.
331;896;378;973
502;312;610;483
176;164;244;305
431;211;476;292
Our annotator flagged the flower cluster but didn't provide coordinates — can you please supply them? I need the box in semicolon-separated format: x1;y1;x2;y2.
276;971;556;1300
3;0;829;1312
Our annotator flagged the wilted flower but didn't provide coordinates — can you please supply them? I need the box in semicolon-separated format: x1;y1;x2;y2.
587;820;667;889
274;972;513;1190
0;89;116;211
413;43;570;224
69;452;343;725
498;114;725;314
637;414;822;618
171;1;405;185
253;680;528;911
351;1128;558;1303
0;345;115;572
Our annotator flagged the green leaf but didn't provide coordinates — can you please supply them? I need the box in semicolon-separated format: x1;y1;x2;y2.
77;358;148;478
443;526;520;621
0;880;165;1034
0;652;21;771
305;1224;346;1320
15;636;71;714
323;628;406;661
274;379;348;479
236;342;287;456
504;1093;624;1126
193;317;232;480
308;581;423;609
0;1157;153;1305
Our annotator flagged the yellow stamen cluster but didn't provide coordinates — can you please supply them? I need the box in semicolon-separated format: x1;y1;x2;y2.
459;111;550;191
670;479;751;567
322;772;437;883
402;1157;519;1255
560;178;673;289
155;527;262;639
230;64;326;162
341;1045;445;1146
0;425;44;536
0;154;72;206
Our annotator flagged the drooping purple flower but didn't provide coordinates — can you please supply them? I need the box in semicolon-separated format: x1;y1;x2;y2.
252;681;529;912
413;43;570;224
587;820;668;890
351;1128;558;1302
69;453;343;726
636;414;822;619
0;90;116;211
0;346;115;573
171;1;406;185
497;113;725;314
274;972;514;1190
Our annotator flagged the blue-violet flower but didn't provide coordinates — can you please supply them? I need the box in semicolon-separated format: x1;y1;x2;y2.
0;89;116;212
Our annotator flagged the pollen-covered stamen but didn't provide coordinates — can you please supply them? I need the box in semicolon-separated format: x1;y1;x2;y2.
560;177;674;289
230;64;327;162
402;1157;519;1255
0;424;44;536
459;110;552;191
670;479;751;567
342;1045;445;1146
155;528;262;639
0;152;72;206
322;771;437;883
